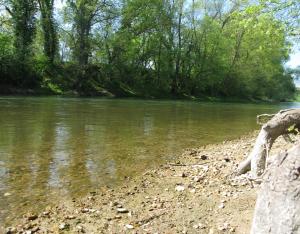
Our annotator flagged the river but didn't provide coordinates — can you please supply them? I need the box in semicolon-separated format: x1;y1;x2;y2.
0;97;299;225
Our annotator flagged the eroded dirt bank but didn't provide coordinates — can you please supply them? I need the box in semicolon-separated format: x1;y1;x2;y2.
4;132;296;234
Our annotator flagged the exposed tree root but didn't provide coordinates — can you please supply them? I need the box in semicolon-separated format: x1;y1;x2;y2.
237;109;300;178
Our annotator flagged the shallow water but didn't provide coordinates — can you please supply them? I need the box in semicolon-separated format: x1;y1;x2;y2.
0;97;299;225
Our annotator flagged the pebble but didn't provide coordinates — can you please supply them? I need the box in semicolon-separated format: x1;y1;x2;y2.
218;203;225;209
175;185;185;192
42;211;50;216
76;225;84;232
27;214;38;221
59;223;69;230
218;222;229;231
190;188;196;193
193;176;202;182
81;208;90;213
6;227;17;234
125;224;134;229
4;192;11;197
117;208;129;213
200;155;208;160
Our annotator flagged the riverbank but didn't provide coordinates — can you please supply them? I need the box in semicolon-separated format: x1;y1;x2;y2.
3;131;297;234
0;85;295;103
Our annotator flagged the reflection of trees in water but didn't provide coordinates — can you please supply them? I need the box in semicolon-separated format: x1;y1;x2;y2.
0;101;58;223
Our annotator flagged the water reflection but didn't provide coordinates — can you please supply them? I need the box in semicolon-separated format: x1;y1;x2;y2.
0;97;299;225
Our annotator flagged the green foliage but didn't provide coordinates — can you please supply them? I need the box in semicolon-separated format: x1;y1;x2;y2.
0;0;297;99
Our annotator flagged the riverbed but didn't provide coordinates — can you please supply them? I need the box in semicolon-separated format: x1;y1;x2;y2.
0;97;299;225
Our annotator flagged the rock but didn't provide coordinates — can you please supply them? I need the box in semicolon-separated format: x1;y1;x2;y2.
87;196;94;200
27;214;38;221
218;203;225;209
181;172;188;177
65;215;76;219
76;225;84;232
193;176;203;182
198;223;206;229
42;211;50;216
175;185;185;192
125;224;134;229
59;223;69;230
218;222;229;231
117;208;129;213
81;208;90;213
200;155;208;160
24;223;34;230
4;192;11;197
190;188;196;193
31;226;40;233
5;227;17;234
112;201;119;206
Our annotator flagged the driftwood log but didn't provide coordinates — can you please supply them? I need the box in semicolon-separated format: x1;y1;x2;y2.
237;109;300;178
251;143;300;234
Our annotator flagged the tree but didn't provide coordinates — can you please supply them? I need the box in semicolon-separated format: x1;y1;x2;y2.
37;0;58;63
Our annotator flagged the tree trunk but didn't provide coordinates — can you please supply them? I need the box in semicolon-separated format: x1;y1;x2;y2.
237;109;300;178
251;143;300;234
37;0;57;63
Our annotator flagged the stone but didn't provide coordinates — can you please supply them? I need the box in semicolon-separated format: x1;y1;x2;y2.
125;224;134;229
76;225;84;232
175;185;185;192
200;155;208;160
218;222;229;231
81;208;90;213
6;227;17;234
59;223;69;230
117;208;129;213
27;214;38;221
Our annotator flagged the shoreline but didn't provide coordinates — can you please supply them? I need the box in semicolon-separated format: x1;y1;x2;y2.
3;131;296;234
0;91;290;104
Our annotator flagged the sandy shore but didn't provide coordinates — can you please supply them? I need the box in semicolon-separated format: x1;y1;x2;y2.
4;131;296;234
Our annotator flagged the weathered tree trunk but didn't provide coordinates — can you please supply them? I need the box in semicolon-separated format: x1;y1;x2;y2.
251;143;300;234
237;109;300;178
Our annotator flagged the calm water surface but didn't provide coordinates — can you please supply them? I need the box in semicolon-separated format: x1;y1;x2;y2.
0;97;299;225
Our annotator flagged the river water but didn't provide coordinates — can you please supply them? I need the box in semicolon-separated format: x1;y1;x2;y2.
0;97;299;225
